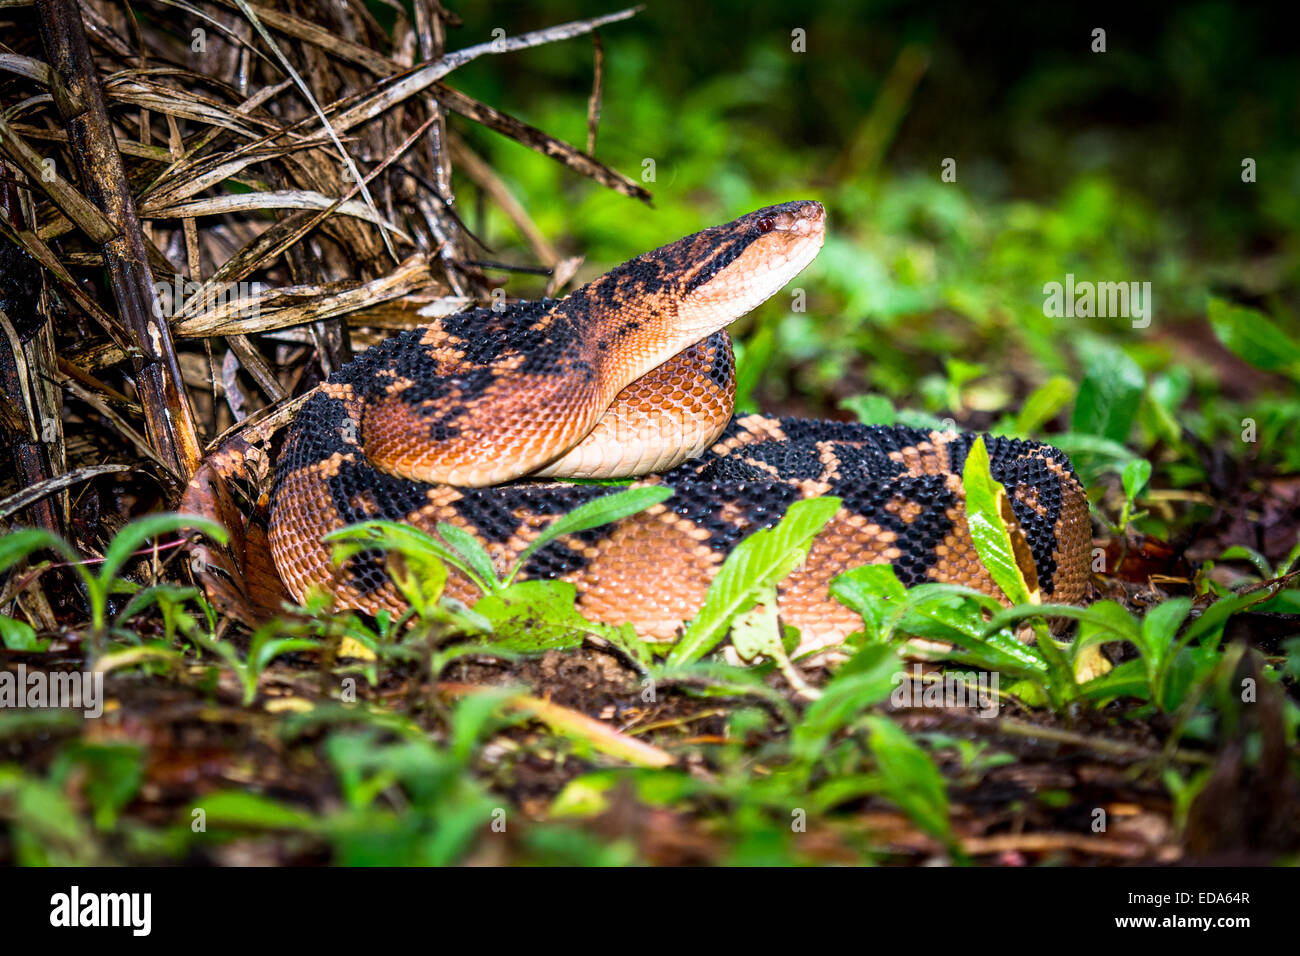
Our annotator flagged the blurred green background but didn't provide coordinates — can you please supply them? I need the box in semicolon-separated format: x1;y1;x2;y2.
441;1;1297;532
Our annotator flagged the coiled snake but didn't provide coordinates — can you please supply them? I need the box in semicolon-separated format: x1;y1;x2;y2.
268;202;1090;653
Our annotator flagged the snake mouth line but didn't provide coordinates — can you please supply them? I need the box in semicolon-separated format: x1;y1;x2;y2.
759;200;825;237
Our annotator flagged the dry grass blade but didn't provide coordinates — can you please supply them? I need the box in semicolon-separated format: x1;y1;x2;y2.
60;376;177;480
0;177;65;535
448;133;560;267
1;0;656;619
328;6;642;133
173;256;435;337
229;0;398;262
0;217;132;351
0;114;118;244
434;83;650;203
0;464;130;522
145;189;412;241
0;53;52;84
213;1;649;203
586;31;604;156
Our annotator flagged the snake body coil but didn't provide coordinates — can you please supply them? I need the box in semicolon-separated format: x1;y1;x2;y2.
269;202;1090;652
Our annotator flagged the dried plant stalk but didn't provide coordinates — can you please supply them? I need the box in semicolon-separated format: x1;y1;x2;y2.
36;0;202;480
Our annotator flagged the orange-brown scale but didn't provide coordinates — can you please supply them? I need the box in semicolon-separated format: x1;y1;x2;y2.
533;330;735;478
270;411;1090;654
267;202;1091;654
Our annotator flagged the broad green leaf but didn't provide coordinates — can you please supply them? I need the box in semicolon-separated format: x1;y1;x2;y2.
472;579;594;651
0;616;44;651
987;600;1140;642
668;496;841;665
197;790;316;829
829;563;907;643
902;599;1048;675
962;435;1038;604
1121;458;1153;502
1014;375;1076;435
730;586;784;662
864;715;952;843
840;393;896;425
1077;659;1151;704
1138;596;1193;664
1071;339;1145;442
1044;432;1138;467
436;522;499;589
1208;297;1300;382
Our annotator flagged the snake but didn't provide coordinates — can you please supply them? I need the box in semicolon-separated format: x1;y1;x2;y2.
268;201;1091;654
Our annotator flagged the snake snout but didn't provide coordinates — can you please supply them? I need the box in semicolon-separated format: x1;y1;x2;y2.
762;200;825;237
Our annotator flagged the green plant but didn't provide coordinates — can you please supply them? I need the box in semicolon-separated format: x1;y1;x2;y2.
667;496;841;666
193;691;521;865
0;514;226;654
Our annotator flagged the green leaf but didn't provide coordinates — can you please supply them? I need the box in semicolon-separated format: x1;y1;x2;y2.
904;597;1048;675
791;643;900;762
1176;587;1275;652
1139;596;1193;661
1071;339;1145;442
435;522;499;590
99;513;227;587
51;742;144;830
249;637;323;676
0;616;44;651
668;496;841;665
1045;432;1139;468
1208;297;1300;383
986;600;1140;642
829;563;907;643
505;485;674;585
1218;545;1272;578
840;393;896;425
328;520;483;594
1014;376;1076;435
961;435;1037;604
0;528;79;570
472;580;594;651
389;548;448;614
1077;658;1151;704
197;790;316;830
1121;458;1153;502
730;586;784;663
864;715;952;843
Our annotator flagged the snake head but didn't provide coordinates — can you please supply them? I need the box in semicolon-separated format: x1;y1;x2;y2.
671;200;826;337
590;200;826;350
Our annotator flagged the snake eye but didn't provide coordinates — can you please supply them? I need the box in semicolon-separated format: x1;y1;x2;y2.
755;216;775;234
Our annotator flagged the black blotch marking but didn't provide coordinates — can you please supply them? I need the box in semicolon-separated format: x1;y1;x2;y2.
705;331;735;389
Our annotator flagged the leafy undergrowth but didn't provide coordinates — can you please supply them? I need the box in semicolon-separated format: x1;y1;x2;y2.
1;0;1296;867
3;363;1300;864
